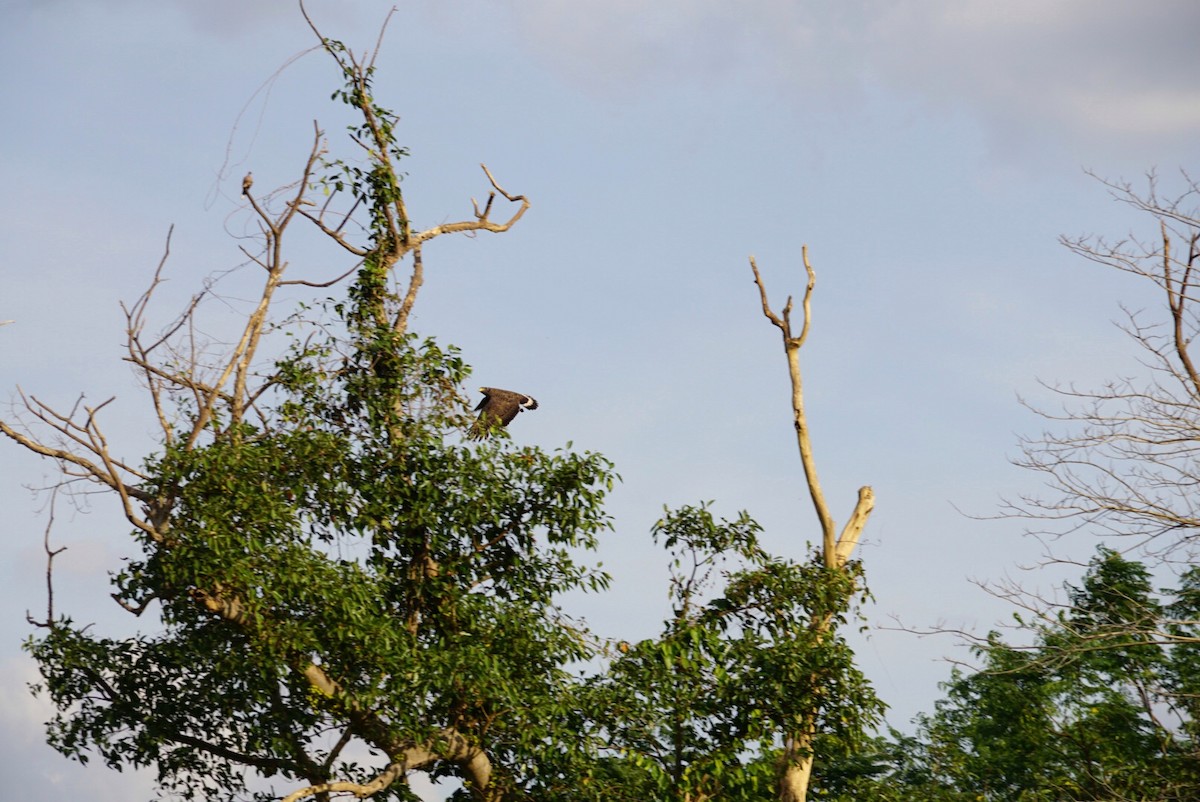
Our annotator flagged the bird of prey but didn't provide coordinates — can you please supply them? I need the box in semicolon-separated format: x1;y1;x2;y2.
469;387;538;439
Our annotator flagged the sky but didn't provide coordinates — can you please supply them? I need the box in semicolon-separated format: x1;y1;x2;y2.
2;1;1199;799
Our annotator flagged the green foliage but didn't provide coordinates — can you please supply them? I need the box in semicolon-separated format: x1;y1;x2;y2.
839;548;1200;802
29;317;617;799
578;503;884;801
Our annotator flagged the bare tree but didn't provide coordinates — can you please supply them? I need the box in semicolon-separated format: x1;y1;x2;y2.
749;249;876;802
907;170;1200;703
1007;171;1200;565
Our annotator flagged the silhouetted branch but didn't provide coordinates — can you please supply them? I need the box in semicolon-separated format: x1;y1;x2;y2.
26;488;66;628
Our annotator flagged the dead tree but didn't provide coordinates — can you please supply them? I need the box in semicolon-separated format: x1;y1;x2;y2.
1006;171;1200;562
749;249;875;802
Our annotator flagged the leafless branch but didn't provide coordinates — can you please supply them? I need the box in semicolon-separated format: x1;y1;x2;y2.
366;5;397;71
26;488;66;628
0;394;154;526
749;250;873;567
282;765;405;802
1002;173;1200;563
110;592;157;616
279;261;362;288
410;164;531;246
297;205;371;257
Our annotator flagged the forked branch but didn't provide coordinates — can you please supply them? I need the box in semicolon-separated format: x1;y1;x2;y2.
1164;221;1200;397
749;247;877;802
749;250;874;567
26;488;66;628
411;164;531;246
1016;172;1200;557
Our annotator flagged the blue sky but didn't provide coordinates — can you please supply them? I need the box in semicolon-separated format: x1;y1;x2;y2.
3;1;1199;799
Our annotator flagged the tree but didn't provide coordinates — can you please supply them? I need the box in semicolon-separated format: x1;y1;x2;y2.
849;170;1200;802
5;11;885;802
1008;170;1200;564
977;170;1200;717
544;253;884;802
879;549;1200;802
581;503;881;802
747;252;879;801
7;15;610;802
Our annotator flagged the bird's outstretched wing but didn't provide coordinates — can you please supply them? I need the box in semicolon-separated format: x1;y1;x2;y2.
469;387;538;439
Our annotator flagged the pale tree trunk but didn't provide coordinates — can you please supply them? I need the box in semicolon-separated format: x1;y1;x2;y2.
750;250;875;802
779;736;814;802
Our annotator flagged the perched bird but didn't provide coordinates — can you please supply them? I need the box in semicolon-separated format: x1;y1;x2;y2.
242;172;254;195
469;387;538;439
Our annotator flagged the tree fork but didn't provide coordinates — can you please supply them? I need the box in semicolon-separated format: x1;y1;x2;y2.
749;250;875;802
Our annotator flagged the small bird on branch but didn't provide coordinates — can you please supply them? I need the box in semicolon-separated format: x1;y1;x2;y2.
242;172;254;195
469;387;538;439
